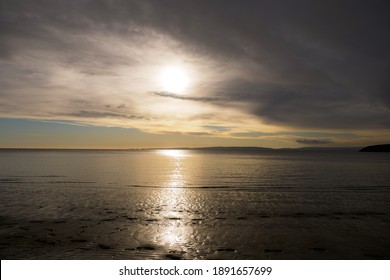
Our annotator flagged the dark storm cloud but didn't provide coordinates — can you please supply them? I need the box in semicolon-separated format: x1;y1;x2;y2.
1;0;390;129
216;79;390;129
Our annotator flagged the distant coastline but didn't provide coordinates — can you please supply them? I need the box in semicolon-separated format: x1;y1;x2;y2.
0;146;361;152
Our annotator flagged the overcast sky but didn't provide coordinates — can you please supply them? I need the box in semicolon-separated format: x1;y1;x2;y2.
1;0;389;148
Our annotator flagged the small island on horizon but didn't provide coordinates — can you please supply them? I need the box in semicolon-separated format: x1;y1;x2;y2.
359;144;390;152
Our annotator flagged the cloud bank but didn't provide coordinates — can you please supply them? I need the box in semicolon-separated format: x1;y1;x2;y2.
1;0;390;146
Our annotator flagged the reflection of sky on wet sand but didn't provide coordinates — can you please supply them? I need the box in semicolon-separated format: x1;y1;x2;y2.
158;189;189;249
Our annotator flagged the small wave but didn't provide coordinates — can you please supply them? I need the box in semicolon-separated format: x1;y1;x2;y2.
0;178;23;183
48;181;95;184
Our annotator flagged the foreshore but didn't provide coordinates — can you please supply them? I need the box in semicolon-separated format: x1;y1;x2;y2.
1;187;388;259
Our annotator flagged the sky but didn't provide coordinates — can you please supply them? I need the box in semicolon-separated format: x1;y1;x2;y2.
1;0;390;149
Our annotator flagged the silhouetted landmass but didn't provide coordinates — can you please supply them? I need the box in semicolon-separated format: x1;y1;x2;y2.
142;146;362;156
359;144;390;152
192;146;273;152
280;147;359;152
191;146;359;153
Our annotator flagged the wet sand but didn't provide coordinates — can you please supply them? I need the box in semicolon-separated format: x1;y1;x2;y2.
1;187;389;259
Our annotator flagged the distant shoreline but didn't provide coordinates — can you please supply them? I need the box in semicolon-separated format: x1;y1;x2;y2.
0;146;362;152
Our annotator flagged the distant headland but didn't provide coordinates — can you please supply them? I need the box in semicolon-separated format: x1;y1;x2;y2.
359;144;390;152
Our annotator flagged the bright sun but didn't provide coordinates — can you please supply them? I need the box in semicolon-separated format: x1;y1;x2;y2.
160;65;189;93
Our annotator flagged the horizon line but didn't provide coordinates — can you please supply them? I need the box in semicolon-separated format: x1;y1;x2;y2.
0;146;364;151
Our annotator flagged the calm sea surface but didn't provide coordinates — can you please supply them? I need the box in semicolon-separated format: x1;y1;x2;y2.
1;149;390;189
0;149;389;259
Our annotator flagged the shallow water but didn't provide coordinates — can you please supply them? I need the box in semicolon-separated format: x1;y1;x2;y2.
0;149;389;259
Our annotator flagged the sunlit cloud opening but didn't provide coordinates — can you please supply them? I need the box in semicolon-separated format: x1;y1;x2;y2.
160;65;190;94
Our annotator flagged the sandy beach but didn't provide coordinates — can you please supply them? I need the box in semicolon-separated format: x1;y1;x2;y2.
1;186;389;259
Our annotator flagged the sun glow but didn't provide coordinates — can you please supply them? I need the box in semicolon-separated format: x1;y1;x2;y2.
160;65;190;93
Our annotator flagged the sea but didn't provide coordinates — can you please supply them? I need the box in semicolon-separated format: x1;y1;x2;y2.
0;149;389;259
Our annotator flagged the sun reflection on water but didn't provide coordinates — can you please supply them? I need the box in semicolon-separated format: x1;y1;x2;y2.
157;149;191;250
159;149;188;158
159;150;188;188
